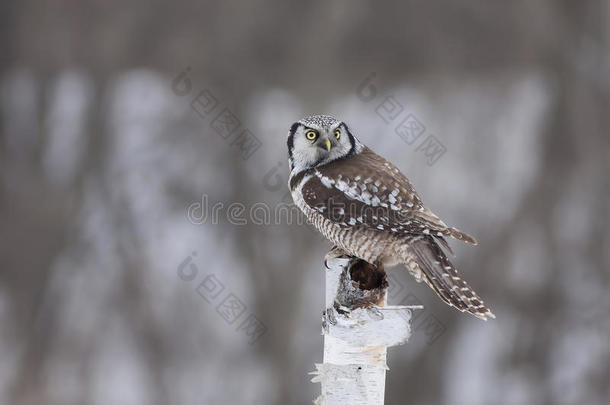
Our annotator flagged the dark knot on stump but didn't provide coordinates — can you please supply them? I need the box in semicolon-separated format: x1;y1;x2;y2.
335;258;388;309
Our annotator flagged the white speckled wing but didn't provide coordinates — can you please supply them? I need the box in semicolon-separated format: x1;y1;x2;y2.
296;147;464;239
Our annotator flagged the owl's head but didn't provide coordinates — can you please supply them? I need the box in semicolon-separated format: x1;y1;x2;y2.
287;115;363;173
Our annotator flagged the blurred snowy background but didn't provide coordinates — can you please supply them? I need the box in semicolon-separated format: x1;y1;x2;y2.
1;1;610;404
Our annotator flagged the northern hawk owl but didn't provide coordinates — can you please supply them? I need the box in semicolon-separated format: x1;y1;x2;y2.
288;114;494;320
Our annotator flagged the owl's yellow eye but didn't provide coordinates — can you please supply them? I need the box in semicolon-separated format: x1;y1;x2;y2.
334;129;341;139
305;130;318;141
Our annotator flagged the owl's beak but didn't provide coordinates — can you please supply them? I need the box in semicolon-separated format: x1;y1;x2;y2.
324;138;332;152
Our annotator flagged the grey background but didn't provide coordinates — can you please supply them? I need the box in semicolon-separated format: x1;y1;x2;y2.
1;1;609;404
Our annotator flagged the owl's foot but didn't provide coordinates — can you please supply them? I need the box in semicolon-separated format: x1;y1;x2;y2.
324;246;350;269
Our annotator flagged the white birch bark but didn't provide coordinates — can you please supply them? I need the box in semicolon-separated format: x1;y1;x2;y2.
311;257;421;405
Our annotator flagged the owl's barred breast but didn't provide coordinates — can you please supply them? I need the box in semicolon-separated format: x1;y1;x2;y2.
290;174;406;266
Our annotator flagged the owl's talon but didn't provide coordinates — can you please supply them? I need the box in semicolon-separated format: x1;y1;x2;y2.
324;246;350;268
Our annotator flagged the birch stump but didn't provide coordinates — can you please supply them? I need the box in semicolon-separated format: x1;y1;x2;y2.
311;255;420;405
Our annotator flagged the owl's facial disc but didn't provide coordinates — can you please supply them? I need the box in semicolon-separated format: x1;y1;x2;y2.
313;135;333;153
320;138;332;152
288;115;364;173
303;128;332;160
288;123;348;172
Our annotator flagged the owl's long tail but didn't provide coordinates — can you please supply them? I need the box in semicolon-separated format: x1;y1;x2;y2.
403;235;495;321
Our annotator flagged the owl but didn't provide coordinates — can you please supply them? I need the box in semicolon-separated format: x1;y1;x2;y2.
288;115;494;320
